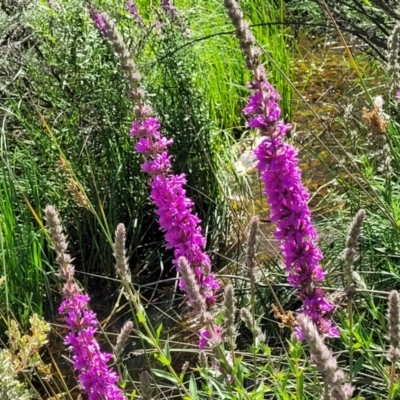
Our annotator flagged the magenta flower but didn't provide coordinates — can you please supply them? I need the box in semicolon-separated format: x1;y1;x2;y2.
199;325;224;349
59;287;125;399
88;7;107;35
126;0;145;28
161;0;179;20
130;117;219;306
245;66;338;338
44;205;124;399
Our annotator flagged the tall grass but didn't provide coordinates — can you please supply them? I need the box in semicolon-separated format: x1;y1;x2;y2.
187;0;293;129
8;0;400;399
0;128;51;329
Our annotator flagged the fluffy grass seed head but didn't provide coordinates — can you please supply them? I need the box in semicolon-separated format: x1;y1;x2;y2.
44;205;75;281
387;290;400;362
178;256;207;316
240;307;265;342
223;0;260;70
223;284;237;343
297;314;353;399
113;223;131;282
115;320;133;360
344;209;365;270
198;350;208;367
387;21;400;97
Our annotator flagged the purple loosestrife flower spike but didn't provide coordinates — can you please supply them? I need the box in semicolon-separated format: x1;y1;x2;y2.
161;0;179;20
44;206;125;400
223;0;337;338
223;0;260;70
249;69;337;337
199;324;224;349
126;31;221;348
44;205;74;281
89;7;108;35
130;117;220;306
126;0;145;28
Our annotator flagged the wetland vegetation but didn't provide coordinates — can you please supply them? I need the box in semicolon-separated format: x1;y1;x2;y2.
1;0;400;399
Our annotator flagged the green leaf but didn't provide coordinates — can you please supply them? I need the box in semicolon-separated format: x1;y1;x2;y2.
136;331;154;347
252;382;265;400
391;381;399;397
352;356;364;378
209;377;234;399
156;323;163;341
189;373;198;398
152;369;179;384
154;352;171;366
163;339;172;364
136;302;147;324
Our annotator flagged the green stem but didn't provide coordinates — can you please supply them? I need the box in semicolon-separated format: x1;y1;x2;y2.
250;273;257;389
388;360;396;400
295;358;302;399
122;280;194;399
348;298;354;382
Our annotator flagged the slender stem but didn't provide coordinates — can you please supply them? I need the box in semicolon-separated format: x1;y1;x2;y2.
216;350;252;400
388;360;396;400
249;270;257;389
122;280;194;399
295;358;302;399
348;298;354;381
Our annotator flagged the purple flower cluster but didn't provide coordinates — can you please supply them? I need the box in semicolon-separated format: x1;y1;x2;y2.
59;283;125;399
245;66;339;338
89;7;107;35
199;324;223;349
130;117;220;306
126;0;145;28
161;0;179;20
